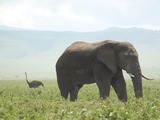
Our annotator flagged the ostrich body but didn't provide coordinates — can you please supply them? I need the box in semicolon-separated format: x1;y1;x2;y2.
25;72;44;88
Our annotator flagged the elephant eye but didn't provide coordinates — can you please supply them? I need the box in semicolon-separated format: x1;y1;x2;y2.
124;52;130;58
124;52;129;56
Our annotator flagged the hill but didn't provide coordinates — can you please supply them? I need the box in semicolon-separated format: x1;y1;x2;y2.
0;27;160;79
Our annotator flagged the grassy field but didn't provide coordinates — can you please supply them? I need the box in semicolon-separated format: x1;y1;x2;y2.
0;80;160;120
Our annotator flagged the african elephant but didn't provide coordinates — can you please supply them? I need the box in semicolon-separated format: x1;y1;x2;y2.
56;40;152;102
25;72;44;88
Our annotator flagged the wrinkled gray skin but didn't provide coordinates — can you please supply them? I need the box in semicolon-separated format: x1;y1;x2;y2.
25;72;44;88
56;40;151;102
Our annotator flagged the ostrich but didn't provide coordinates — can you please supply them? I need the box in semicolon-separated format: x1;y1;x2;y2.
25;72;44;88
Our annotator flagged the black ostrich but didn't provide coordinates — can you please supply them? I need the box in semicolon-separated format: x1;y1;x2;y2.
25;72;44;88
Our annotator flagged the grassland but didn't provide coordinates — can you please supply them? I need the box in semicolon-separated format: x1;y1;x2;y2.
0;80;160;120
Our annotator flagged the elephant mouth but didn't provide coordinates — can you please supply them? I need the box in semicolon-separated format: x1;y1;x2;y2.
127;72;153;80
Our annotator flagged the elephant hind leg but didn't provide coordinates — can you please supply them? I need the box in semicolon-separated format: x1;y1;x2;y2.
60;90;69;100
70;85;83;102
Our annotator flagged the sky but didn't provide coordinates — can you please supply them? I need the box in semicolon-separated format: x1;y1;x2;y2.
0;0;160;80
0;0;160;32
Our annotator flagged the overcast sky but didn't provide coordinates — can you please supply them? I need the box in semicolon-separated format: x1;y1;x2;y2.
0;0;160;80
0;0;160;32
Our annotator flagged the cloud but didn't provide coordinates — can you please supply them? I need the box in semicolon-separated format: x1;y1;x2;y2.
71;0;160;28
0;1;33;28
0;0;61;29
0;0;160;31
40;3;107;31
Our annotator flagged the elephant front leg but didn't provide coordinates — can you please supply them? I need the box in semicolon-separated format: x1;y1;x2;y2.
111;69;128;102
92;61;113;100
96;81;111;99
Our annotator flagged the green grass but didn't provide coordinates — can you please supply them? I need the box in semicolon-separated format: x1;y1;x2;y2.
0;80;160;120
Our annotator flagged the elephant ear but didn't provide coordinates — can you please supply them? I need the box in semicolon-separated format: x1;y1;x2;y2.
97;44;117;73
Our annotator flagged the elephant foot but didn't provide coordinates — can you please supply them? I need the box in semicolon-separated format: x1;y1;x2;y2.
100;95;109;100
119;99;127;102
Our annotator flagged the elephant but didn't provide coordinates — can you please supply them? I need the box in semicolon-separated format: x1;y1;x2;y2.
56;40;153;102
25;72;44;88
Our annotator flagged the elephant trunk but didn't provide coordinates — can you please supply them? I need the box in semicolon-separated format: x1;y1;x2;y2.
132;75;143;98
126;63;143;98
132;65;143;98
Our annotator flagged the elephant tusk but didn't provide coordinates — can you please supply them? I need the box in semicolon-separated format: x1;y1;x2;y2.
128;73;135;78
142;74;154;80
